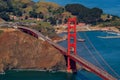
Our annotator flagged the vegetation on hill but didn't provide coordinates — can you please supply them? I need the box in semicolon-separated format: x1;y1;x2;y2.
0;0;120;30
32;22;57;38
65;4;103;23
0;0;106;24
94;14;120;27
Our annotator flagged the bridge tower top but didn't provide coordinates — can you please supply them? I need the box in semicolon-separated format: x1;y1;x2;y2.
67;17;77;55
67;17;77;72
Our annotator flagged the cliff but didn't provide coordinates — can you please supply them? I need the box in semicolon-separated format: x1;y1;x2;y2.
0;30;66;73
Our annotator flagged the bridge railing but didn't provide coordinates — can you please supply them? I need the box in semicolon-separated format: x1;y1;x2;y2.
70;54;117;80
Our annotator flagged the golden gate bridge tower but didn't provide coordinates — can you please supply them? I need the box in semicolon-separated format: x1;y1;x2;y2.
67;17;77;72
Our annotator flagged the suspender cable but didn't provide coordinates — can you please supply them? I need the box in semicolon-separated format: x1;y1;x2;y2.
83;32;120;79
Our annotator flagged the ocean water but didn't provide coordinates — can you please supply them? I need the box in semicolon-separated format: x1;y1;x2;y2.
0;70;76;80
59;31;120;80
33;0;120;17
0;31;120;80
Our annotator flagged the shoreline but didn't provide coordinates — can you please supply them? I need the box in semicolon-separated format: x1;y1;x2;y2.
56;26;120;34
54;26;120;43
0;69;67;74
12;69;66;72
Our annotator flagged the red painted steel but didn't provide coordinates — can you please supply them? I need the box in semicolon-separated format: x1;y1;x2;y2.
67;17;77;72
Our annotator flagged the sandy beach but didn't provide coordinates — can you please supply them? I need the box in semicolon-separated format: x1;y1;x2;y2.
55;25;120;34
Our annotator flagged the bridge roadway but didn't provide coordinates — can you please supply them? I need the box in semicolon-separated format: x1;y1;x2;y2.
15;26;117;80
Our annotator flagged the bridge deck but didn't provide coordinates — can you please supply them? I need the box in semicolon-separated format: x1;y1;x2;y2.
15;26;117;80
70;54;117;80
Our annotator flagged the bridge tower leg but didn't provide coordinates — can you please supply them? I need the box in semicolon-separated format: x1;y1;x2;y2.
67;17;77;73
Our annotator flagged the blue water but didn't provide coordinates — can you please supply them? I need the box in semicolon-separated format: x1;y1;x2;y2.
0;70;77;80
78;31;120;74
33;0;120;17
59;31;120;80
0;31;120;80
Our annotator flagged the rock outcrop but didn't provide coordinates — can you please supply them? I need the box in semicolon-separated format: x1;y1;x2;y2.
0;30;66;73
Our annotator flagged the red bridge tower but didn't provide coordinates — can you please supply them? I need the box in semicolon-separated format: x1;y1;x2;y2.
67;17;77;72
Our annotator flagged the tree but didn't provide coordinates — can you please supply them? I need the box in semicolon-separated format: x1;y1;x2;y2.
90;8;103;18
0;12;10;21
53;7;64;15
29;10;37;18
65;4;89;15
65;4;103;23
48;17;56;25
0;0;8;11
12;8;23;16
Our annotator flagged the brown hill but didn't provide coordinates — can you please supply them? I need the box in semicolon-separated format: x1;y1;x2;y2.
0;30;66;73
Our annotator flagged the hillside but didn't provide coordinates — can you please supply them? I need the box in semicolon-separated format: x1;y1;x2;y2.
0;30;66;73
0;0;104;24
